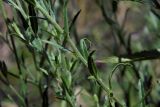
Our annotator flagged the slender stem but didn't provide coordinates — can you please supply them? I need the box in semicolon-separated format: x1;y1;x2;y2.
35;1;63;34
97;78;125;107
36;0;87;66
63;0;87;66
68;38;87;66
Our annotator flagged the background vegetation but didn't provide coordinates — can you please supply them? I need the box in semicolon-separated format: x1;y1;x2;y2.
0;0;160;107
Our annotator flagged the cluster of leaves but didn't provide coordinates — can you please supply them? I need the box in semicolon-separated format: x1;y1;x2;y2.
0;0;160;107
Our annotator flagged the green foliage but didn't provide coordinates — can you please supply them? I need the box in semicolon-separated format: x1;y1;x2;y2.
0;0;160;107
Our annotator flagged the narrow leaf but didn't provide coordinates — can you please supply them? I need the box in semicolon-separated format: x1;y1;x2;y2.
88;51;98;76
69;10;81;31
80;38;91;59
42;40;69;52
29;4;38;34
17;11;29;30
138;79;145;107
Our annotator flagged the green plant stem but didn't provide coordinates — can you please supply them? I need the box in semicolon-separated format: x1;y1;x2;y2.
8;0;27;19
36;0;87;66
109;63;132;89
96;78;125;107
96;78;111;95
35;1;63;34
68;38;87;66
65;93;75;107
15;0;27;19
63;0;87;66
11;23;25;40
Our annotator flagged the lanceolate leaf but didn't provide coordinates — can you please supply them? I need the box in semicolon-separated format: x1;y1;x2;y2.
119;49;160;61
69;10;81;31
61;70;72;91
98;49;160;64
42;40;69;52
17;11;29;30
62;0;69;47
24;0;35;5
80;38;90;59
70;60;78;72
29;4;38;34
88;51;98;76
138;79;145;107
